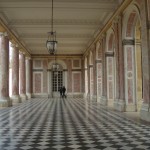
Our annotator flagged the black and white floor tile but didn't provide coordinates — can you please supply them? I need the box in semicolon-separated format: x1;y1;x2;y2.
0;98;150;150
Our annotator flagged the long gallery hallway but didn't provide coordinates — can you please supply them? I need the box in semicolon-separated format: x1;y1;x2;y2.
0;98;150;150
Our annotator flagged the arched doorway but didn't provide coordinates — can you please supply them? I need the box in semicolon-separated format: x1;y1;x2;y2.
106;30;116;107
52;65;63;97
123;6;143;111
48;60;67;98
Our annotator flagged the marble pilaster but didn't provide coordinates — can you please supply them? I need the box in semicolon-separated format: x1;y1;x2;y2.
100;35;107;105
113;16;125;111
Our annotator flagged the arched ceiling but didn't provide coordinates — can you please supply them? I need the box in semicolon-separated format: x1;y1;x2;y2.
0;0;122;55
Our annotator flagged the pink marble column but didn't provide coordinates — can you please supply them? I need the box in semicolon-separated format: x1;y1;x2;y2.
0;32;11;107
19;52;27;101
11;43;21;104
26;58;32;99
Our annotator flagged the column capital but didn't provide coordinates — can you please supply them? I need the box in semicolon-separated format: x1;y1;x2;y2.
26;57;31;60
19;50;25;55
10;39;20;47
0;31;8;37
112;15;121;25
101;33;106;39
10;43;18;48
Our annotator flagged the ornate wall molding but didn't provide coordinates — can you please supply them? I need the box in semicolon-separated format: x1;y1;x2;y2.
105;51;114;57
122;39;135;45
96;60;102;63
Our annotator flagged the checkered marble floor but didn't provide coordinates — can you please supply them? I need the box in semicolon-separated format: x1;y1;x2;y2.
0;98;150;150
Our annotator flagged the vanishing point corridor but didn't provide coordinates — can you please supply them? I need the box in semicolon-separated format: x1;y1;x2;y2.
0;98;150;150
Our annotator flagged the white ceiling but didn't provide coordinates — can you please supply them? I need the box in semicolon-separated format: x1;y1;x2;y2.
0;0;121;55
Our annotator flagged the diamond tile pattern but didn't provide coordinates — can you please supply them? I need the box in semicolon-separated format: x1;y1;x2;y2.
0;98;150;150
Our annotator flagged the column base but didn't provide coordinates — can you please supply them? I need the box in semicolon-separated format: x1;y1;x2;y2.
100;96;107;106
11;95;21;104
87;94;90;100
114;99;125;112
125;104;137;112
84;93;88;99
0;97;12;107
91;95;97;101
20;94;27;102
26;93;32;99
140;103;150;122
97;97;101;103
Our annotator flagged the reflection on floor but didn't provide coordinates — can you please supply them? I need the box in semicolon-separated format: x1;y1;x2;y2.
0;98;150;150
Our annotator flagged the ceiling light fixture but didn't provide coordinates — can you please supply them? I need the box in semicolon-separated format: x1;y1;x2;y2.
46;0;57;55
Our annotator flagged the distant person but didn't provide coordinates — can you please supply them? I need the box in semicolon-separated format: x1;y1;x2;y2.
59;87;62;98
62;86;66;98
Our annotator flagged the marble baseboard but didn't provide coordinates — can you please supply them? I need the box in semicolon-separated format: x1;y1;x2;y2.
114;99;125;112
32;94;49;98
140;103;150;122
125;104;137;112
11;95;21;104
20;94;27;102
26;93;32;99
100;96;107;106
0;97;12;107
91;95;97;101
97;97;101;103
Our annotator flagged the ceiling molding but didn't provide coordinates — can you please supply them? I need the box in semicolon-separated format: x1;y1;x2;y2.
0;0;121;55
9;19;102;26
20;33;92;39
0;0;118;3
0;12;9;24
27;43;86;47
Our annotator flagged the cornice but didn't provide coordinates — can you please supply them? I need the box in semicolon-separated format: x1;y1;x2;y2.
31;54;83;59
20;33;92;39
0;18;31;57
9;19;102;26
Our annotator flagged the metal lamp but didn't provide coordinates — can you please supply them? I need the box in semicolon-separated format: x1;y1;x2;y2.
46;0;57;55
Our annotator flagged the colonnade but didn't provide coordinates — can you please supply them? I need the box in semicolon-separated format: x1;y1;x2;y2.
0;32;32;107
83;0;150;122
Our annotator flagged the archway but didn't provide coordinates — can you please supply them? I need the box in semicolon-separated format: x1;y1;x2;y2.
48;59;67;98
122;5;143;111
106;30;116;107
